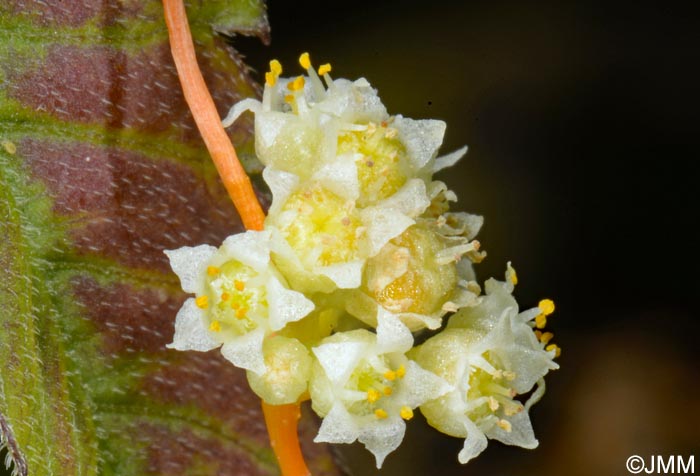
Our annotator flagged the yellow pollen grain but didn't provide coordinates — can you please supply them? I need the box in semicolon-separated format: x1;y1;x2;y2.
2;140;17;155
195;295;208;309
400;406;414;420
234;280;245;291
299;52;311;70
288;76;305;91
265;71;276;87
540;331;554;345
539;298;555;316
396;365;406;378
209;321;221;332
535;314;547;329
236;307;248;319
367;389;381;403
546;344;562;358
497;419;512;432
206;266;220;276
383;387;393;396
384;370;396;381
220;292;230;302
318;63;332;75
374;408;388;419
269;59;282;76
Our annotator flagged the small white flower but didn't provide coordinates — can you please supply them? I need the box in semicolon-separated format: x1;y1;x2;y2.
309;310;451;468
414;267;559;464
164;230;314;375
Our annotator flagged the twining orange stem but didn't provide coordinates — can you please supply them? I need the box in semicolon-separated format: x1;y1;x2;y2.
162;0;265;231
262;402;311;476
162;2;310;475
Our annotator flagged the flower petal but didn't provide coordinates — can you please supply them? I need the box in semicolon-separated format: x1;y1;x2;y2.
313;339;370;385
220;328;266;375
317;260;364;289
400;360;452;407
312;153;360;201
266;275;315;331
393;115;446;170
164;245;217;294
166;298;220;352
485;410;539;449
432;145;468;173
457;419;488;464
220;230;271;271
314;401;360;444
357;417;406;469
263;167;299;216
375;307;413;354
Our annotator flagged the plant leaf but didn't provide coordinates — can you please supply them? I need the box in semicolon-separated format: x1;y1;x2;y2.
0;1;339;475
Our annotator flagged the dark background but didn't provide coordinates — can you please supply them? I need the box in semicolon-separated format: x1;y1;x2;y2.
235;2;699;475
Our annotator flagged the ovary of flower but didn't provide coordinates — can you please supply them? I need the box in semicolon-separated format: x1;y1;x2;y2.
263;165;430;293
164;230;314;375
309;310;451;468
414;268;559;464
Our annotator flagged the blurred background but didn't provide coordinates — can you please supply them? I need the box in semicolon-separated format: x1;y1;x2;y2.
235;1;699;475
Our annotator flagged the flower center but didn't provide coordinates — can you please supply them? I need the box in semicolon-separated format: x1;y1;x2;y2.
204;260;267;334
279;184;362;267
466;352;523;430
336;122;408;207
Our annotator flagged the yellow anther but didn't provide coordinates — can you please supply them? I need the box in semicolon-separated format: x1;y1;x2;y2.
535;314;547;329
284;94;295;104
288;76;305;91
234;280;245;291
195;295;208;309
546;344;561;358
497;419;512;432
510;268;519;285
209;321;221;332
374;408;388;419
206;265;220;276
538;298;555;316
299;52;311;70
318;63;332;76
220;292;230;302
367;389;381;403
231;301;240;310
383;387;393;396
400;406;414;420
235;307;248;319
503;370;516;381
269;59;282;76
540;331;554;345
396;365;406;378
384;370;396;381
265;71;277;87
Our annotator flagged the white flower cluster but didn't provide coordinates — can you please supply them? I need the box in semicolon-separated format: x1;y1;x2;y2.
165;54;560;468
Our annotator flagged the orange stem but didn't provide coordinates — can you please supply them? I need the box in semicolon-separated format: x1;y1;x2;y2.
262;402;311;476
162;2;310;475
162;0;265;231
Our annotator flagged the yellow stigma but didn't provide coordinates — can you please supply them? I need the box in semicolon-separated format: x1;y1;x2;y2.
206;265;220;276
400;406;414;420
299;52;311;70
546;344;561;358
383;387;393;396
396;365;406;378
384;370;396;381
374;408;388;419
535;314;547;329
497;419;512;432
318;63;332;76
539;298;555;315
367;389;381;403
510;268;519;285
195;295;208;309
209;321;221;332
288;76;305;91
234;280;245;291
